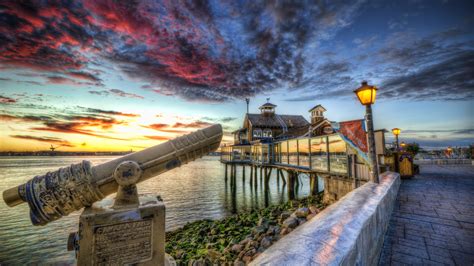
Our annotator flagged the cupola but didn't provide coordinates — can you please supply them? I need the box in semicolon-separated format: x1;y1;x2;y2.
308;104;326;124
259;98;276;117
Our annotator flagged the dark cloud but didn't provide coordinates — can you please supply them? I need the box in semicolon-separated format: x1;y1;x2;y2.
0;1;364;102
10;135;74;147
88;89;144;99
380;50;474;101
81;107;140;117
201;116;237;123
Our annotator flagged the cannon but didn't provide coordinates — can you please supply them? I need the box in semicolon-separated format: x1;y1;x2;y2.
2;124;223;226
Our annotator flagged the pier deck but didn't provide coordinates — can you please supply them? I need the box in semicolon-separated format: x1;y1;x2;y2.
379;164;474;265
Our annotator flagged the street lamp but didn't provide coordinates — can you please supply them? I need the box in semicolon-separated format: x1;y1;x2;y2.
400;142;406;150
392;128;401;150
354;81;379;183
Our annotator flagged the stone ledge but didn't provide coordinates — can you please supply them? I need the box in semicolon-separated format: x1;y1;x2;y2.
250;172;401;266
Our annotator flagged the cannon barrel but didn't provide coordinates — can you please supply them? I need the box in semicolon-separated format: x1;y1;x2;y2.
2;124;223;225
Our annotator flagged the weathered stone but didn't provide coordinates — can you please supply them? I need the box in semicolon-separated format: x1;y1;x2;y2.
233;259;245;266
231;244;243;253
257;217;270;227
260;236;272;248
245;248;257;257
309;205;320;214
297;217;306;225
279;211;292;223
306;213;316;220
294;207;310;218
242;256;252;263
252;225;267;236
239;236;253;246
207;249;221;260
267;225;281;235
252;252;262;260
282;217;298;229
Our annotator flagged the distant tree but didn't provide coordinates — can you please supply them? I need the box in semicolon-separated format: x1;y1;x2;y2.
405;142;420;155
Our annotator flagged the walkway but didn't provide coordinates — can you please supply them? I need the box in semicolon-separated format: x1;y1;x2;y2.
379;164;474;265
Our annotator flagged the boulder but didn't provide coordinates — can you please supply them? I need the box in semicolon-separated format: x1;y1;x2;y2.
309;205;320;214
282;217;298;229
306;213;316;220
279;211;292;223
267;225;281;235
294;207;310;218
242;256;252;263
257;217;270;227
233;259;245;266
231;244;243;253
239;236;253;246
252;225;267;236
260;236;272;248
297;217;307;225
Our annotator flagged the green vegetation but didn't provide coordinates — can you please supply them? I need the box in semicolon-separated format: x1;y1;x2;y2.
165;193;326;265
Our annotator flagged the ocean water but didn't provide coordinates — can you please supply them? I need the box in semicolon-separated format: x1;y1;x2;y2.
0;156;314;264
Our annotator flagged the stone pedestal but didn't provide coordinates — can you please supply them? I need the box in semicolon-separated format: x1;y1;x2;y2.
70;195;166;266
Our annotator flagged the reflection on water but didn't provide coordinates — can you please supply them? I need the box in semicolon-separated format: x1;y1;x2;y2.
0;156;317;264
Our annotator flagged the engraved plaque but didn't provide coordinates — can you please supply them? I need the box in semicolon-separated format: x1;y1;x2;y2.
93;219;153;265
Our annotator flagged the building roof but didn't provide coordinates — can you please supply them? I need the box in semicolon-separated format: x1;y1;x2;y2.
247;113;309;128
259;102;277;109
308;104;326;112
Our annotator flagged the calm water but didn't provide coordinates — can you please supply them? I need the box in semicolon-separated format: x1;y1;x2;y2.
0;156;317;264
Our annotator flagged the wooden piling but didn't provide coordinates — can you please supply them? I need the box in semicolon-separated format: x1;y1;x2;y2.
242;165;246;182
287;170;295;200
310;173;319;195
225;164;228;182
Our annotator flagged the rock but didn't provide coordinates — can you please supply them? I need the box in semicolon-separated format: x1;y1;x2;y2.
309;205;320;214
297;217;307;225
233;259;245;266
282;217;298;229
307;213;316;220
238;250;246;259
252;252;262;260
244;248;257;258
280;228;289;235
239;236;253;246
231;244;243;253
279;211;292;223
242;256;252;263
245;240;259;250
260;236;272;248
294;207;310;218
192;258;204;266
252;225;267;236
267;225;281;235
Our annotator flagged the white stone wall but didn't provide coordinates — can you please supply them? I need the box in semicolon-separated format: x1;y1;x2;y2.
250;172;400;266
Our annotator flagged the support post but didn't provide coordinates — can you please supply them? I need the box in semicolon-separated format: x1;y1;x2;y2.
225;164;228;183
287;170;295;200
310;174;318;195
366;104;379;183
242;165;246;182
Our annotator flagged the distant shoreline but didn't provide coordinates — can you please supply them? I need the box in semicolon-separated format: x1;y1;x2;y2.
0;152;222;156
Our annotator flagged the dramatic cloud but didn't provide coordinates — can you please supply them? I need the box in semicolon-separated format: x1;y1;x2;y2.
10;135;74;147
88;89;144;99
145;135;171;141
0;1;364;102
81;107;140;117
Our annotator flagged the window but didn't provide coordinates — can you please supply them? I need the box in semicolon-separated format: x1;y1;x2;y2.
263;129;272;137
253;128;262;138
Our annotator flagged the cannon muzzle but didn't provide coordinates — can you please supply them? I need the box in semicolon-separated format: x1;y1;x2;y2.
2;124;223;225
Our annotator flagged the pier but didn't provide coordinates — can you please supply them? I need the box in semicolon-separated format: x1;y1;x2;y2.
221;133;375;203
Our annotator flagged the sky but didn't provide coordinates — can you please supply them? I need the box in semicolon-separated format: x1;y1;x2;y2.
0;0;473;152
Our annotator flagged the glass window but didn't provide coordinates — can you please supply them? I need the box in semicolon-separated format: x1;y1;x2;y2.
298;139;310;168
288;139;298;165
328;135;347;174
253;128;262;138
263;129;272;138
281;141;289;164
311;137;328;171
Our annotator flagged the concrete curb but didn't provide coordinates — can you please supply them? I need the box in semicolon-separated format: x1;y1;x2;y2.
250;172;401;266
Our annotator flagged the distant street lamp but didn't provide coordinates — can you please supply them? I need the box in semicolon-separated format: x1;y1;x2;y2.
400;142;406;150
392;128;401;150
354;81;379;183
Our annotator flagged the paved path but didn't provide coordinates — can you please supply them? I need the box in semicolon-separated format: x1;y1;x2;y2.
379;164;474;265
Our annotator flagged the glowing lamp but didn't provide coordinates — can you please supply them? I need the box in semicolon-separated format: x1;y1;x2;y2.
392;128;401;136
400;142;406;148
354;81;377;106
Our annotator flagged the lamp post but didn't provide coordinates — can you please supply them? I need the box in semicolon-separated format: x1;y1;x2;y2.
354;81;379;183
392;128;401;150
